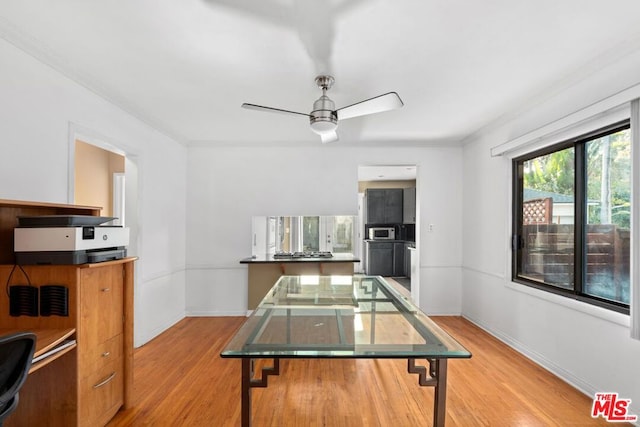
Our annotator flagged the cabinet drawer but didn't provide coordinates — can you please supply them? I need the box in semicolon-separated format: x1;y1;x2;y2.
79;357;124;427
80;334;123;377
80;265;124;346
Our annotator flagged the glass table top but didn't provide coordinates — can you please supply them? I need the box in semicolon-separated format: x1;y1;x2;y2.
221;275;471;359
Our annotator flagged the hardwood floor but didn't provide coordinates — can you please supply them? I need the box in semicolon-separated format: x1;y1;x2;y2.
107;316;624;426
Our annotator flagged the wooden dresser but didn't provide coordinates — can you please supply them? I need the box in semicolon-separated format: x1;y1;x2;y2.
0;199;135;427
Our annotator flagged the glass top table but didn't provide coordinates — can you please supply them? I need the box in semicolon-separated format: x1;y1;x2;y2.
221;275;471;426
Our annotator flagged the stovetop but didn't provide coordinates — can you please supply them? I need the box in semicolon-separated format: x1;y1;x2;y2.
273;251;333;259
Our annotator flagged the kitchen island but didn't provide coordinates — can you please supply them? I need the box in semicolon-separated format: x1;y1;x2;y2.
240;253;360;310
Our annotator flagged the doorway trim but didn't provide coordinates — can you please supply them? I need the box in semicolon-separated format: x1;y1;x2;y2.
67;121;142;246
357;164;420;305
67;122;130;204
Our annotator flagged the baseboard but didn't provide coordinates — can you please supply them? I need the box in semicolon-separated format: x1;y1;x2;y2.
462;314;599;397
461;315;640;424
136;311;185;348
185;310;248;317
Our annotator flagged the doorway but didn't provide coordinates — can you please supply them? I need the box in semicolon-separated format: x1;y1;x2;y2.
74;140;124;219
357;165;419;303
68;130;140;258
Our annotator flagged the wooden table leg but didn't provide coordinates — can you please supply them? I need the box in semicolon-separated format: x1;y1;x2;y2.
433;359;448;427
241;359;252;427
240;358;281;426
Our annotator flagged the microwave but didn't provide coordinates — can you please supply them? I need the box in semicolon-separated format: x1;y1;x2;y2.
369;227;395;240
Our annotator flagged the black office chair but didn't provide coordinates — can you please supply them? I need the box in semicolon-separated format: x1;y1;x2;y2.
0;332;36;427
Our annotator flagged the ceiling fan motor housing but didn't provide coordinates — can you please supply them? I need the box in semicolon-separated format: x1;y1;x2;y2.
310;94;337;134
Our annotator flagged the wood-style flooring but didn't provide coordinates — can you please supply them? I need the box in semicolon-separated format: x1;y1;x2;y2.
107;316;626;426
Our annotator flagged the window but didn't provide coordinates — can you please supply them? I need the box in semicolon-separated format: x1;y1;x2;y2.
302;216;320;251
513;122;631;313
331;216;354;254
300;216;355;253
260;216;357;254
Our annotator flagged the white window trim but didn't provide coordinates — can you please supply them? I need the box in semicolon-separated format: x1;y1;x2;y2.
497;104;629;159
497;96;639;340
631;99;640;340
504;280;630;328
490;81;640;157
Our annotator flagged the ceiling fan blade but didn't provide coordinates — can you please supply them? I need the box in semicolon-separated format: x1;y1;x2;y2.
320;130;339;144
335;92;403;120
242;103;310;117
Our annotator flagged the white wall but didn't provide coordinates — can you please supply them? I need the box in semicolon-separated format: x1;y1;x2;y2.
0;38;187;347
185;144;463;316
462;49;640;416
6;15;639;416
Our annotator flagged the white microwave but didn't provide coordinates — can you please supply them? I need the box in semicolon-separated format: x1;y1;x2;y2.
369;227;395;240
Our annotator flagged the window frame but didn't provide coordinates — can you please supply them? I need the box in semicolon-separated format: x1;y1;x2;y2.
512;120;631;315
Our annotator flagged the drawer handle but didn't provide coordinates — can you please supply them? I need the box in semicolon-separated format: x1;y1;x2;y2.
101;351;111;358
101;288;111;292
93;372;116;389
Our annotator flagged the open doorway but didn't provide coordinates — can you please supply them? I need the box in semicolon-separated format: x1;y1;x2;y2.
357;165;419;303
68;131;140;259
74;140;125;220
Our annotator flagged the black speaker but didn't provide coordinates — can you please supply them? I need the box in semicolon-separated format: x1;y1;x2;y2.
9;285;39;317
40;285;69;317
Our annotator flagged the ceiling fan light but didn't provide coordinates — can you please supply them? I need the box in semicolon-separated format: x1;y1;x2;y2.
310;93;337;135
310;119;337;135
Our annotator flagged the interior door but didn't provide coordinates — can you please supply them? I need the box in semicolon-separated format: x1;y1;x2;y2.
320;216;355;253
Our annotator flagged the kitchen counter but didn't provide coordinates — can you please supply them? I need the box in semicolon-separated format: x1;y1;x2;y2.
241;253;360;310
364;239;415;246
240;253;360;264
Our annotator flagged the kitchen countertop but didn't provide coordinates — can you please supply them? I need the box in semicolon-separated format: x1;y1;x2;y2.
240;253;361;264
365;239;415;246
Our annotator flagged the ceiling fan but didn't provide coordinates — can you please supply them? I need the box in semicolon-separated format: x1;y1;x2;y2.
242;75;403;143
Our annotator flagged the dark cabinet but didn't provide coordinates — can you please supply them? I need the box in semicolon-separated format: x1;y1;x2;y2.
404;243;413;278
393;242;405;276
366;189;403;224
366;241;407;277
365;241;394;276
403;187;416;224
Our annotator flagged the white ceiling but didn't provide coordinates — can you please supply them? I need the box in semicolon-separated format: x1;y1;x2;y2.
2;1;640;146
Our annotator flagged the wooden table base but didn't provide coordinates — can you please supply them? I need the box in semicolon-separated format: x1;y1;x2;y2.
240;357;448;427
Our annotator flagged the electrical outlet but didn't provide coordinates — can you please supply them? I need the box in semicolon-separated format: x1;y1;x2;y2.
428;224;434;232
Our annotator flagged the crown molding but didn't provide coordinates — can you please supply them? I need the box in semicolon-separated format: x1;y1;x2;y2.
0;15;187;146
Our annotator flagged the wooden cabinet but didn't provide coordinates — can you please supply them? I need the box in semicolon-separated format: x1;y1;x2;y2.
79;357;123;426
1;260;135;427
366;189;403;224
78;264;126;427
0;199;134;427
